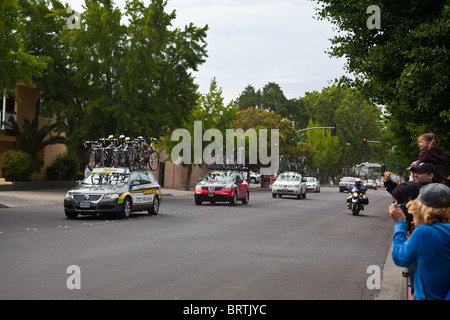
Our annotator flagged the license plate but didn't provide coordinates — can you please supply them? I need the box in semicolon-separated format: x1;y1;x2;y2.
80;202;91;208
208;192;215;197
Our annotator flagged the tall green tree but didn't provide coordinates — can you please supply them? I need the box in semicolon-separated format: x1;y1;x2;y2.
0;0;47;99
236;82;310;129
18;0;208;158
306;119;342;178
161;78;237;190
301;85;385;166
314;0;449;169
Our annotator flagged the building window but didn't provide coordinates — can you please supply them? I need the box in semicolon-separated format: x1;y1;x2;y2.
35;96;52;119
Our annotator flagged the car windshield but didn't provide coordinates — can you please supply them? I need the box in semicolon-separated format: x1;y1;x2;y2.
202;172;234;184
342;178;355;182
278;173;300;181
82;172;130;186
305;178;315;182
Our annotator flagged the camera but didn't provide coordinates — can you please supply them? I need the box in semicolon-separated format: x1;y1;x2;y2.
397;203;414;234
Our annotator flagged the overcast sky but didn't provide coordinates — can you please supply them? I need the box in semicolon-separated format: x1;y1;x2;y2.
67;0;348;104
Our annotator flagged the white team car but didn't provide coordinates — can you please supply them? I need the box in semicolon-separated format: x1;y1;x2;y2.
272;171;307;199
305;177;320;193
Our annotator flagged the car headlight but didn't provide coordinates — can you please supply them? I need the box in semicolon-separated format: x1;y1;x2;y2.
195;185;202;192
294;184;299;187
65;192;72;199
103;193;120;200
224;184;234;190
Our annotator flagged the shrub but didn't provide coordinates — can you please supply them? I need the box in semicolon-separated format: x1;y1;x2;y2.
46;152;81;181
1;150;40;181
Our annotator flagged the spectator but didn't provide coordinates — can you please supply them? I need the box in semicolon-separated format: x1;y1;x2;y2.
410;163;438;185
389;183;450;300
390;181;422;296
410;133;447;183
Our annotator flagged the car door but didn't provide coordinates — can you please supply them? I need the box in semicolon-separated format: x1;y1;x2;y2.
236;173;245;198
129;172;146;210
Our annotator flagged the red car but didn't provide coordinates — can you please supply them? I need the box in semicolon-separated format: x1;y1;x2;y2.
339;177;357;192
194;170;249;205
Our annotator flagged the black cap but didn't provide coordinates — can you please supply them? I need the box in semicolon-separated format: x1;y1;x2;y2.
410;163;438;176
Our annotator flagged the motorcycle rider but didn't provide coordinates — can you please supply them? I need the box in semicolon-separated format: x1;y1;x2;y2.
347;178;368;211
354;178;367;194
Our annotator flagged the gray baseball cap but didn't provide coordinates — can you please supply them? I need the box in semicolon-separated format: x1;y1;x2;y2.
417;183;450;208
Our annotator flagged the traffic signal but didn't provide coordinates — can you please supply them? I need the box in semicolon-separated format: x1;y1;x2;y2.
362;137;368;146
331;124;336;136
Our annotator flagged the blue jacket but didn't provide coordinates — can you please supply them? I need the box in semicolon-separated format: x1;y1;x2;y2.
392;221;450;300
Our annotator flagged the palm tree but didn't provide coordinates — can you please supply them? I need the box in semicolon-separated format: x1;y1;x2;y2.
3;116;68;159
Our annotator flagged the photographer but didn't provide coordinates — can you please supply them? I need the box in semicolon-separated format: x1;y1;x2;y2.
389;183;450;300
389;181;422;297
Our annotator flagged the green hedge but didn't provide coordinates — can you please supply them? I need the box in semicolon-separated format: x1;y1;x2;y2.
1;150;41;181
46;152;82;181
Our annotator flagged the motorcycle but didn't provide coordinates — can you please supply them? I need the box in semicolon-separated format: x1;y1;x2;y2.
346;186;368;215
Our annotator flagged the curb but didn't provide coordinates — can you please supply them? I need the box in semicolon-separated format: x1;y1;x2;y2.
0;181;77;192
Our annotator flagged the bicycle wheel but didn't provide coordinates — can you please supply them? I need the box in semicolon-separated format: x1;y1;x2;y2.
87;149;97;168
147;150;160;171
129;148;138;171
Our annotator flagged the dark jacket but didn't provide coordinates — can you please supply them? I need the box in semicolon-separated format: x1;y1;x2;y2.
417;146;447;182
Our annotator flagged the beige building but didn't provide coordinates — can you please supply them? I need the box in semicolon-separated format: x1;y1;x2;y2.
1;83;207;188
1;82;67;181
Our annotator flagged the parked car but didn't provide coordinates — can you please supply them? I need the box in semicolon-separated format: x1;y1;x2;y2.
272;171;307;199
339;177;357;192
194;170;249;205
305;177;320;193
64;167;161;219
243;171;261;184
364;179;378;190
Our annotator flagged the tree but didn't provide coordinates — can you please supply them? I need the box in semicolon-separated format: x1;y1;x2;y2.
236;85;261;111
315;0;450;169
3;116;68;159
232;107;298;173
235;82;310;128
301;85;385;166
305;119;342;179
161;78;237;190
0;0;47;99
18;0;208;158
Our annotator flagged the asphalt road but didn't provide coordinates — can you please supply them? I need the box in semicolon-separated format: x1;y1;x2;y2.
0;187;395;300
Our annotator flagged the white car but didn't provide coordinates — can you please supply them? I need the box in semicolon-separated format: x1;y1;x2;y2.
305;177;320;193
243;171;261;184
272;171;307;199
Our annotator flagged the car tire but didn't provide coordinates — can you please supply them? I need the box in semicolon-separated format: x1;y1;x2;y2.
195;198;203;205
302;189;306;199
65;211;78;219
121;197;132;219
230;190;238;206
272;193;276;198
250;178;256;184
242;191;249;204
148;196;159;215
